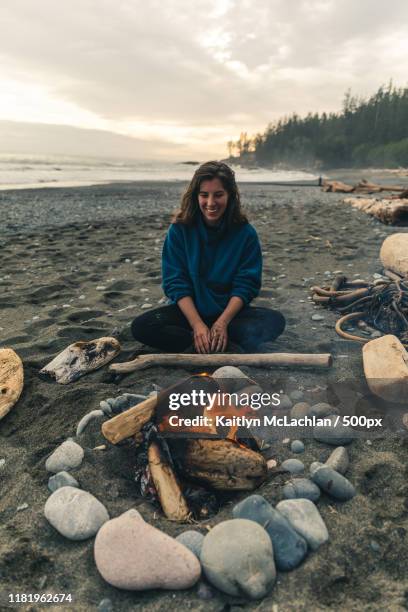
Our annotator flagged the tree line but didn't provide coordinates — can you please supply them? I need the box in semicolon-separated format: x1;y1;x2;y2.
228;83;408;168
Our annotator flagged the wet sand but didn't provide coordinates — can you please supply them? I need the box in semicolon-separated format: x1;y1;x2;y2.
1;177;408;611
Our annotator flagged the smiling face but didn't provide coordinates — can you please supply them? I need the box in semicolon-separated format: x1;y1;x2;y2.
198;177;229;226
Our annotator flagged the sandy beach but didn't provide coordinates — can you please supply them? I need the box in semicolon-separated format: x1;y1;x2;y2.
1;176;408;611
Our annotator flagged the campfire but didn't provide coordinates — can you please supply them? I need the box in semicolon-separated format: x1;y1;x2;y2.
101;370;270;521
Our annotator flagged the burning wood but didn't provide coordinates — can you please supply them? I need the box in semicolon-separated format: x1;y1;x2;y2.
177;439;267;490
147;442;190;521
101;370;274;521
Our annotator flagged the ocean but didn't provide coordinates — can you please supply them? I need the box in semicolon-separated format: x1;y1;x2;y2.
0;154;318;190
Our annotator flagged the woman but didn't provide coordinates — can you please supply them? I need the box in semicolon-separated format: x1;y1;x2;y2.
131;161;285;353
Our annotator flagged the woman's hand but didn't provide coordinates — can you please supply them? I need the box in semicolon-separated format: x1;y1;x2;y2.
210;319;228;353
192;321;211;354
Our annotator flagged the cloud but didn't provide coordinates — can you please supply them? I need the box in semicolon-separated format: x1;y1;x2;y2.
0;0;407;154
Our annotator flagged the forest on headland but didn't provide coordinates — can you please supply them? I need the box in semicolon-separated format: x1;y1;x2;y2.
227;83;408;169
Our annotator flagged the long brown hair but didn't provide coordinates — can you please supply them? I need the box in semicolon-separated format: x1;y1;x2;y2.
173;161;248;226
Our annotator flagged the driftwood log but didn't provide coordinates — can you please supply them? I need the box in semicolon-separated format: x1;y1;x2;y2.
177;439;267;490
101;394;157;444
322;180;355;193
147;442;190;521
323;179;405;195
0;348;24;420
343;197;408;225
110;352;333;373
40;337;121;384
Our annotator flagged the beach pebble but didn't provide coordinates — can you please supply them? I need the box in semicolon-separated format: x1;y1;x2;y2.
281;459;304;475
290;402;311;419
370;540;381;553
97;599;114;612
45;440;84;473
99;400;113;416
310;403;338;418
176;530;204;559
313;414;354;445
16;503;29;512
106;394;147;414
94;509;200;590
0;458;5;468
233;495;307;571
276;499;329;551
325;446;349;474
212;366;249;392
48;471;79;492
44;486;109;540
197;581;214;600
201;519;276;598
282;478;321;502
141;303;152;309
278;394;292;410
311;465;356;501
291;440;305;454
212;366;246;379
289;390;304;402
311;314;324;321
310;461;324;476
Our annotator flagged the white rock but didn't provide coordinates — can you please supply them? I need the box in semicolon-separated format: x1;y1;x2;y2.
44;486;109;540
276;499;328;551
45;440;84;473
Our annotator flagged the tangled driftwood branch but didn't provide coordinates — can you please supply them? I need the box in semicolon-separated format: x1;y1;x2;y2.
312;275;408;346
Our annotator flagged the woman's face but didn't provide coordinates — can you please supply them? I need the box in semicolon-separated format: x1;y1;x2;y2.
198;177;229;226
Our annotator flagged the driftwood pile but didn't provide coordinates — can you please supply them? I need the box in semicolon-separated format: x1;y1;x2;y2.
322;179;408;225
312;274;408;347
343;197;408;225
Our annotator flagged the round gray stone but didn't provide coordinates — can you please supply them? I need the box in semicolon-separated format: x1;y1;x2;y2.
276;499;329;551
310;403;338;418
281;459;304;475
44;486;109;540
310;461;324;476
201;519;276;599
176;530;204;559
291;440;305;454
290;402;311;420
98;599;114;612
311;465;356;501
325;446;349;474
233;495;308;571
45;440;84;473
212;366;250;392
289;390;304;402
313;414;354;445
279;394;293;410
48;471;79;492
282;478;321;502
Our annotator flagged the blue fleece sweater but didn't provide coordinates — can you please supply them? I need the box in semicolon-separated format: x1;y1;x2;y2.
162;216;262;319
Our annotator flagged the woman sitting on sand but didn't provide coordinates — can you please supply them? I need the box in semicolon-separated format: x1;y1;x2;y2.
131;161;285;353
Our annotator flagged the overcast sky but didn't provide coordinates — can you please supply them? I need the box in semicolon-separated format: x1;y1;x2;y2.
1;0;407;159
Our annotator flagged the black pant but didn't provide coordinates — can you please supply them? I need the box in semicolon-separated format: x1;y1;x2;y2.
131;304;285;352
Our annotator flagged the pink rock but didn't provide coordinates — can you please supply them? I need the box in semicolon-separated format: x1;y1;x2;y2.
94;509;201;590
